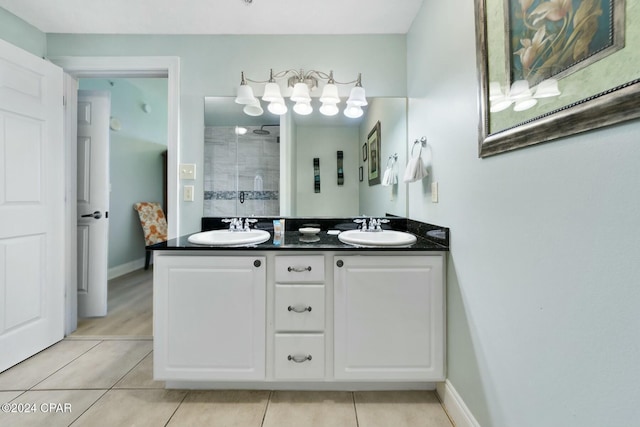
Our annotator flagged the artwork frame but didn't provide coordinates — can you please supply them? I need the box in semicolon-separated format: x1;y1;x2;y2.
362;142;368;161
476;0;639;158
359;166;364;182
367;121;381;186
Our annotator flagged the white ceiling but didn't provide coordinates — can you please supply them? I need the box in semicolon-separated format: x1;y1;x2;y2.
0;0;424;35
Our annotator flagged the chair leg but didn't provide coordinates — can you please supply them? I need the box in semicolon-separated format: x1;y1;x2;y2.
145;250;151;270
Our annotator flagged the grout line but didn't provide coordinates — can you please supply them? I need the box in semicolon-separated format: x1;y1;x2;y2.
28;339;103;391
352;391;360;427
260;390;273;427
66;388;110;426
433;389;457;427
164;389;189;427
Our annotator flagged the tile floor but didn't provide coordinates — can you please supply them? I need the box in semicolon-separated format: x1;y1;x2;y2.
0;338;454;427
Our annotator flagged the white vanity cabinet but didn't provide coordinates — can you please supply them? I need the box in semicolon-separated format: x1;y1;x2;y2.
152;249;446;388
334;255;445;381
153;255;266;381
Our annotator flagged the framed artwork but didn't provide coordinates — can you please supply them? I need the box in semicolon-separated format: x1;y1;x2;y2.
359;166;364;182
367;121;381;186
362;142;368;162
475;0;639;157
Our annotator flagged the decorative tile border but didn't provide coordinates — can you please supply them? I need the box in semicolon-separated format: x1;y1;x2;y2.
204;191;279;201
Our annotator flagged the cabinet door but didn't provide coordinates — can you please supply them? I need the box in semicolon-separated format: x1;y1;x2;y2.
334;255;444;381
154;255;266;381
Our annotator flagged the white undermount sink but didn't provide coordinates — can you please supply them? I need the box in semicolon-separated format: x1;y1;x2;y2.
338;229;417;247
187;229;271;246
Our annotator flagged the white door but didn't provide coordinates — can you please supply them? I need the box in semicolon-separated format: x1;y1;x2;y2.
0;39;65;371
76;91;110;318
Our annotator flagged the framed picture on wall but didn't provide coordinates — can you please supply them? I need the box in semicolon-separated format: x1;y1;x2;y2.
359;166;364;182
367;121;381;186
362;142;368;162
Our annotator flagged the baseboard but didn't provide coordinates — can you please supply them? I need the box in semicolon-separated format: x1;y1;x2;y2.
436;380;481;427
108;257;146;280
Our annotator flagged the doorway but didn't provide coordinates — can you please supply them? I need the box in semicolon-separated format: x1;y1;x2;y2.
73;77;168;337
54;56;180;337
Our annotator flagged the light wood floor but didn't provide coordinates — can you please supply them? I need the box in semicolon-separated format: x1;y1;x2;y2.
72;268;153;338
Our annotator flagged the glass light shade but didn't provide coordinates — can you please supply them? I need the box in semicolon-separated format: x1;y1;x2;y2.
319;102;339;116
235;84;256;105
490;97;513;113
513;97;537;111
509;80;532;99
290;82;311;103
243;100;264;116
344;102;363;118
293;100;313;115
346;86;367;106
267;100;288;115
319;83;340;104
534;78;561;98
234;126;248;135
262;82;283;102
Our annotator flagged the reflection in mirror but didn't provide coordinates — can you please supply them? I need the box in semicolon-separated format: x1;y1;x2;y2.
204;97;408;218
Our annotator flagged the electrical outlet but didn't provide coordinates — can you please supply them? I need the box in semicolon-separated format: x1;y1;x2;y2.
179;163;196;180
431;182;439;203
184;185;194;202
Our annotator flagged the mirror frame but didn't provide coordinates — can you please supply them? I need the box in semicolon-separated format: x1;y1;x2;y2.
475;0;640;158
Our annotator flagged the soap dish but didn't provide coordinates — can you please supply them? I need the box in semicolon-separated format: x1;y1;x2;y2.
299;227;320;235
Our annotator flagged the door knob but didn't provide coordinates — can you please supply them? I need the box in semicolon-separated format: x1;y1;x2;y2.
81;211;102;219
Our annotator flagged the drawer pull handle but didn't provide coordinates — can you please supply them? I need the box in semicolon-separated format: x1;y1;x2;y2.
288;354;312;363
288;266;312;273
288;305;312;313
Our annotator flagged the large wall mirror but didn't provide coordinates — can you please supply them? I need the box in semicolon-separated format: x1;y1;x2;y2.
204;97;408;218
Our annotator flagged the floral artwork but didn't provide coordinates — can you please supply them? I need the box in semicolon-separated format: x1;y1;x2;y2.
509;0;621;85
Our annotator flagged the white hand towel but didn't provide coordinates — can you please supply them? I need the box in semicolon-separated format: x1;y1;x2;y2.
403;151;427;183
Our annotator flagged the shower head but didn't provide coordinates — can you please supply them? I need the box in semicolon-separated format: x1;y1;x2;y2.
253;124;278;135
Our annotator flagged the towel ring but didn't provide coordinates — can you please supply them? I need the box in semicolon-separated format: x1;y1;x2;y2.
411;137;427;157
385;153;398;168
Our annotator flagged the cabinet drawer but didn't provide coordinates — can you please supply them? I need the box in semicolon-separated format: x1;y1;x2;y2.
275;255;325;283
275;285;325;332
274;334;325;380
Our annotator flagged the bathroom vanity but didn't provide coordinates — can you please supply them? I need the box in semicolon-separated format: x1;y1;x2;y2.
150;217;449;390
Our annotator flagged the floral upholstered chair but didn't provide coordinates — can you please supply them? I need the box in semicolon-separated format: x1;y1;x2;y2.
133;202;168;269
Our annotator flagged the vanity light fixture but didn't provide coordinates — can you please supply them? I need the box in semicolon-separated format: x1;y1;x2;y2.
235;69;367;118
489;78;561;113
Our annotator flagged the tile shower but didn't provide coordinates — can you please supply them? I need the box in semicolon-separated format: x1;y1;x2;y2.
204;126;280;217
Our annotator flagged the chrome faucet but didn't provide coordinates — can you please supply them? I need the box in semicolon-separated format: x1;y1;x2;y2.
222;218;256;231
353;217;389;232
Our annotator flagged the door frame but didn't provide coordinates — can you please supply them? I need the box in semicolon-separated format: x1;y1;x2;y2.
52;56;181;335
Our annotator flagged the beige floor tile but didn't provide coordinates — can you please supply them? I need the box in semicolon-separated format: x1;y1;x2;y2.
0;390;24;403
355;391;453;427
33;340;152;390
113;353;164;389
167;390;269;427
70;389;186;427
0;340;100;391
262;391;357;427
0;389;105;427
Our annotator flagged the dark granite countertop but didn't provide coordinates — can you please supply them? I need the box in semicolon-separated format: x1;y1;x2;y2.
149;216;449;252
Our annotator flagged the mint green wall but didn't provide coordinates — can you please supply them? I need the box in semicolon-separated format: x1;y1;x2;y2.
0;7;46;57
79;78;168;272
46;34;407;235
407;2;640;427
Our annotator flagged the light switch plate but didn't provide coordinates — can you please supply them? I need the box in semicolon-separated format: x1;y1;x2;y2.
184;185;194;202
180;163;196;180
431;182;439;203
